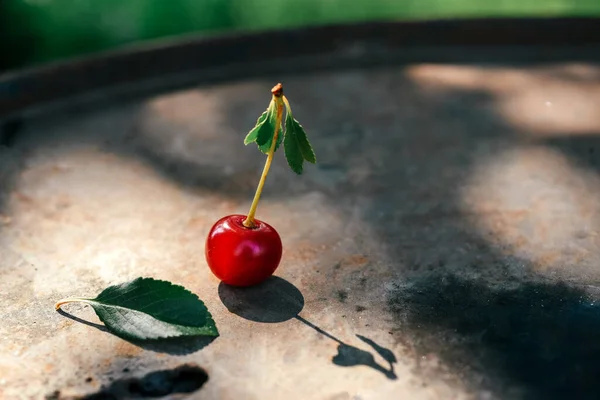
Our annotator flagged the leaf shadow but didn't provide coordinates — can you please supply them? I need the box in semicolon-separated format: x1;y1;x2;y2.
76;363;209;400
57;308;109;332
332;343;397;380
297;315;397;380
218;276;397;379
128;336;216;356
357;334;397;369
56;308;216;356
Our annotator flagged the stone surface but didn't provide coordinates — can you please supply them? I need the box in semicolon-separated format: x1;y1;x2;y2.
1;61;600;400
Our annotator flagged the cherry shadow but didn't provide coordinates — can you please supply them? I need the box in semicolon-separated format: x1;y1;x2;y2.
218;276;397;379
217;276;304;323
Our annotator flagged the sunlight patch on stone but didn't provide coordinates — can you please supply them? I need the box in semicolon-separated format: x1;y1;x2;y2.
460;145;600;273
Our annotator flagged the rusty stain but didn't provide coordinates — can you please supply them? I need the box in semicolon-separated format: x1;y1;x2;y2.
289;242;321;263
114;342;143;358
512;235;529;248
13;191;34;204
50;164;71;173
342;255;369;268
58;320;74;329
536;254;559;269
83;213;98;223
220;200;238;213
186;217;205;229
55;196;72;210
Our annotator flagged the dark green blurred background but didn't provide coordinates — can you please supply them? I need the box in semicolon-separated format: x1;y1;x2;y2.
2;0;600;72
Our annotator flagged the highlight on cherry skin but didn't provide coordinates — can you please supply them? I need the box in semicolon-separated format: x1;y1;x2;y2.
205;214;283;287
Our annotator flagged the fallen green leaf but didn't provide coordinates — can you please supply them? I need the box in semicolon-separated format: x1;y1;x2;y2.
55;277;219;341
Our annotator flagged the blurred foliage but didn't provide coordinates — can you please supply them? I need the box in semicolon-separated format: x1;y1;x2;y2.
1;0;600;71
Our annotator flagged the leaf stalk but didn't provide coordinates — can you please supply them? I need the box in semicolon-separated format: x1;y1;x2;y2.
55;297;93;310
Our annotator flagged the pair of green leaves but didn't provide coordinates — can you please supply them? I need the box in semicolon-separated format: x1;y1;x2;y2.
244;99;316;174
56;278;218;342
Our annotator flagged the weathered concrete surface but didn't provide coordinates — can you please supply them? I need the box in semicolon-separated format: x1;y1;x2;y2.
1;62;600;400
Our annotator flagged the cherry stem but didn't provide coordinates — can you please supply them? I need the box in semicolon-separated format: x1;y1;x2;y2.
54;297;93;310
243;84;285;228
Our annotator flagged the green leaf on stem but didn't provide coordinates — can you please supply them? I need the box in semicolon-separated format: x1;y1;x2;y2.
284;113;316;174
244;100;279;153
287;115;316;164
244;110;269;145
55;277;219;341
284;125;304;174
258;119;283;154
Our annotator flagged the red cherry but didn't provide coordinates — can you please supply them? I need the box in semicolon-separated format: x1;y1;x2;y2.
205;214;283;287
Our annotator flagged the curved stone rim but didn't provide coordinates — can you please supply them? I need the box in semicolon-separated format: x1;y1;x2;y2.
1;17;600;119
